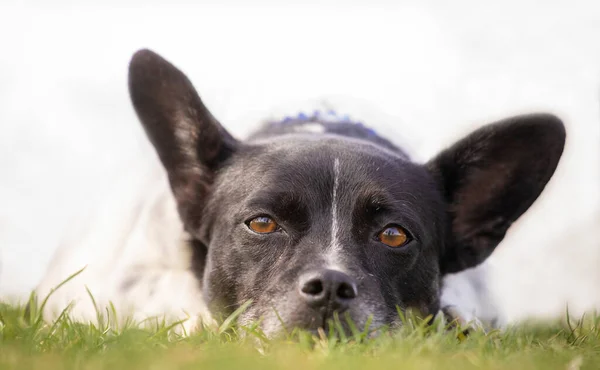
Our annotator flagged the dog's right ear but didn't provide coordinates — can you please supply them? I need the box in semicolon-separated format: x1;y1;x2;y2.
128;49;238;233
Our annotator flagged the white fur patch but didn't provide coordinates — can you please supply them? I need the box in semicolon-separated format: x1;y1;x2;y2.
33;166;213;334
440;262;502;328
294;122;326;133
326;158;345;271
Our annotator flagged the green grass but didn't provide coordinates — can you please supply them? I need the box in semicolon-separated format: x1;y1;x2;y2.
1;297;600;370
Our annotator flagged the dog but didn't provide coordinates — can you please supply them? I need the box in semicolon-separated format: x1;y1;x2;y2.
34;49;566;337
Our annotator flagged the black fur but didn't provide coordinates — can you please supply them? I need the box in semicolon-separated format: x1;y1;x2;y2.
128;49;566;336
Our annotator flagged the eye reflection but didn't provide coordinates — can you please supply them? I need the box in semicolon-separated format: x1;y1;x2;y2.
378;225;409;247
247;216;278;234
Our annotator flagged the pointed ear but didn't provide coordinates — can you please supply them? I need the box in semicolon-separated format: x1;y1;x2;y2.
427;114;566;274
128;49;238;232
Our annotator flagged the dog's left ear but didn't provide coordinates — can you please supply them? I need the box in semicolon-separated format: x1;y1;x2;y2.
427;114;566;274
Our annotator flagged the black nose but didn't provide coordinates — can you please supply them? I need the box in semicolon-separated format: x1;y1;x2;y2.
299;269;358;309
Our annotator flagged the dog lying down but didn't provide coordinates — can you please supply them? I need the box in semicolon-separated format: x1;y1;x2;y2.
34;49;566;337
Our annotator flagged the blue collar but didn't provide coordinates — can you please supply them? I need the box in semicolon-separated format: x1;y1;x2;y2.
274;110;377;136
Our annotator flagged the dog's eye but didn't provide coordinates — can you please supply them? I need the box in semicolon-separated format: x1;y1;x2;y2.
377;225;410;248
247;216;278;234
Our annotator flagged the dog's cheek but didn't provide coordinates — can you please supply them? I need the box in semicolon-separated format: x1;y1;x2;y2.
203;233;261;292
354;276;392;325
201;235;253;313
258;311;287;338
238;291;293;338
239;233;288;266
252;275;315;336
392;258;442;317
237;306;264;330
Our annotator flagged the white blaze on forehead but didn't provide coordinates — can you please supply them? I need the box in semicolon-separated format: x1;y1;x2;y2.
327;157;346;271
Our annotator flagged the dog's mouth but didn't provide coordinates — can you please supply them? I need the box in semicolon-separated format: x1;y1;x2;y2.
295;305;354;336
318;305;340;331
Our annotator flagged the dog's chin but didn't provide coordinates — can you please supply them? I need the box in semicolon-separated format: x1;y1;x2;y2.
239;307;386;339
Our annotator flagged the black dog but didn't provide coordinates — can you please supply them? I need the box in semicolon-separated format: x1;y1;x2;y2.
46;49;566;337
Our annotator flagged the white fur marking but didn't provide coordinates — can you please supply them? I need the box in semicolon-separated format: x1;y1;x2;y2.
327;158;344;271
294;122;326;134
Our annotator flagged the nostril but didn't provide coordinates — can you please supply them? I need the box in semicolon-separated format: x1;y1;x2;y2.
301;278;324;296
299;270;357;306
336;281;357;300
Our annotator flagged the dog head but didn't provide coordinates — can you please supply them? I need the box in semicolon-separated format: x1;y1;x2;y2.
128;49;565;336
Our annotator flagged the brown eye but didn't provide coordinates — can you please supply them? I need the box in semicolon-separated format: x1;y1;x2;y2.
248;216;278;234
378;226;409;247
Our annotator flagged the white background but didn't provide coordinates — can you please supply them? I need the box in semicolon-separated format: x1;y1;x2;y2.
1;0;599;322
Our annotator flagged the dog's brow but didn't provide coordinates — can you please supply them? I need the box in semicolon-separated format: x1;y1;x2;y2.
364;192;396;212
246;192;305;219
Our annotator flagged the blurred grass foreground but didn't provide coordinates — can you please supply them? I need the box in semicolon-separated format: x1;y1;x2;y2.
1;291;599;370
